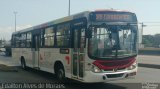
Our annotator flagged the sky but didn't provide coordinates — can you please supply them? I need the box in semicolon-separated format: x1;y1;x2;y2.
0;0;160;40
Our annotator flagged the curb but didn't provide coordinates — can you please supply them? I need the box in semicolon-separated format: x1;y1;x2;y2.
0;64;18;72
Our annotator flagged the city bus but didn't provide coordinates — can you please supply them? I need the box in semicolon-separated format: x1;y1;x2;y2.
11;10;138;83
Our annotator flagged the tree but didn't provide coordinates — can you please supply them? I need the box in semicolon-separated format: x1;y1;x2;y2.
142;34;160;47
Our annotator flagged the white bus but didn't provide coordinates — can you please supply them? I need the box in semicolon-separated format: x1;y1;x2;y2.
11;10;138;83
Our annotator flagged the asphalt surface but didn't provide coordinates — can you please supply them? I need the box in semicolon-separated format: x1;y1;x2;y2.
0;54;160;89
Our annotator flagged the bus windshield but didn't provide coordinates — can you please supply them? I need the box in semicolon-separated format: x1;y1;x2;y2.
88;24;137;59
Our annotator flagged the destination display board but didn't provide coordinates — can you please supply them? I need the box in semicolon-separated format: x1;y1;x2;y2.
90;11;137;22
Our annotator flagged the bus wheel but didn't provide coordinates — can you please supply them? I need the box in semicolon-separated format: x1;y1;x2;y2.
21;58;26;69
57;68;65;81
55;63;65;82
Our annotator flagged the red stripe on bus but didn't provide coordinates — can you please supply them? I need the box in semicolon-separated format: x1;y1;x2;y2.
65;56;70;64
93;57;136;70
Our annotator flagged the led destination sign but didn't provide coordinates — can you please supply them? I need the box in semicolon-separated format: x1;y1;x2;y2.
96;14;130;21
90;12;137;22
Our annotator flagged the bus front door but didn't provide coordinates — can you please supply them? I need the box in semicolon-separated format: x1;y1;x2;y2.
72;28;85;79
32;35;40;68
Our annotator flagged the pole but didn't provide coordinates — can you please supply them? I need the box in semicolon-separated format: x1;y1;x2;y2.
68;0;70;16
141;22;143;35
140;22;147;48
14;12;17;32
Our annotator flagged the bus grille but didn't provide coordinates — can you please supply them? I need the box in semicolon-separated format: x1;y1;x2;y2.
103;67;126;72
106;73;124;78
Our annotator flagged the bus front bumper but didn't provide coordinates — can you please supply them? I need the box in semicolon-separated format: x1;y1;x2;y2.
83;68;137;83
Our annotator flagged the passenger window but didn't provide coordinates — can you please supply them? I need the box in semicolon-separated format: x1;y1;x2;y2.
56;23;70;47
44;27;55;47
21;34;26;47
26;32;32;47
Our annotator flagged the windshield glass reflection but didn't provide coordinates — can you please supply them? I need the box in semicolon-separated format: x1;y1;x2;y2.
88;25;137;59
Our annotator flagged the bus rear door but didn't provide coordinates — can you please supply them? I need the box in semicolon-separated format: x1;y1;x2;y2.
32;34;40;68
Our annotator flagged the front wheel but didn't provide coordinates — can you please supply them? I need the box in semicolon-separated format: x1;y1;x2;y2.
56;68;65;81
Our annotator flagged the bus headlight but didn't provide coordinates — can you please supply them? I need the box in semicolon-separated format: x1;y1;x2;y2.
91;65;101;73
127;62;137;70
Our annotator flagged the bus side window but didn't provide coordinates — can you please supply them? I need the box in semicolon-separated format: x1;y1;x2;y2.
56;23;70;47
26;32;32;47
21;34;27;47
15;35;21;47
11;35;16;47
44;27;55;47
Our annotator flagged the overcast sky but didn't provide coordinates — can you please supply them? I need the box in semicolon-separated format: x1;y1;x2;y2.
0;0;160;40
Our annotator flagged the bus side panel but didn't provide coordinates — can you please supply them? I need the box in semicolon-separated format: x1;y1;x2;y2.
22;48;33;67
38;48;72;78
12;48;34;67
12;48;21;65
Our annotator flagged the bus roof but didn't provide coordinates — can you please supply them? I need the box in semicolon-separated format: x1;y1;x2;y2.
12;10;136;35
12;11;90;35
94;9;134;13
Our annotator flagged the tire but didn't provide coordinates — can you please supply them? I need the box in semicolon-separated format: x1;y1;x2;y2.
21;59;26;70
56;67;65;81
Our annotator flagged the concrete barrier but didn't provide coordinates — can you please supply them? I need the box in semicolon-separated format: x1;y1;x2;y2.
138;63;160;69
138;48;160;55
138;50;160;55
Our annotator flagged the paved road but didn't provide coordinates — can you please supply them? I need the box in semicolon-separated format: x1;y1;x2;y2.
0;54;160;89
